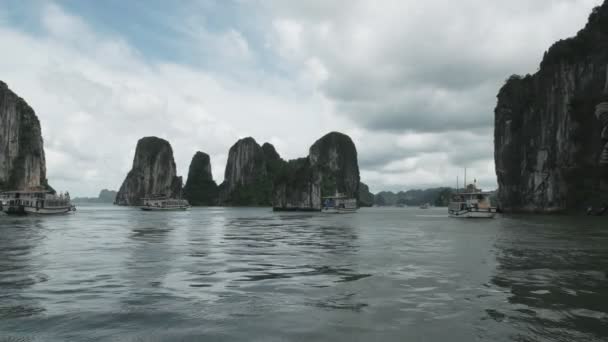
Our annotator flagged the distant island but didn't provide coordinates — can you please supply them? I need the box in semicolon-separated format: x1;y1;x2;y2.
372;187;497;208
72;189;117;204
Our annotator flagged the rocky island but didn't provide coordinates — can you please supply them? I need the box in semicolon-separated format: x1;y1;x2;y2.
218;138;282;206
115;137;183;206
495;3;608;213
183;151;218;206
0;81;51;191
272;132;360;211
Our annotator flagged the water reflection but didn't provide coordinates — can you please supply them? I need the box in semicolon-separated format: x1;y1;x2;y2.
219;212;363;287
490;216;608;341
0;217;47;318
121;212;178;309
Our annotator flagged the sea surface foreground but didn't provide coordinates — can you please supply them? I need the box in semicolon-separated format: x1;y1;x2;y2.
1;206;607;341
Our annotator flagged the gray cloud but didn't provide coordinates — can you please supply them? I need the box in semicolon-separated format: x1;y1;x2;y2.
0;1;602;196
268;0;601;133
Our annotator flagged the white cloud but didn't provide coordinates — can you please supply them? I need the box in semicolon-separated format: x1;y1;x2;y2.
0;3;351;196
0;1;602;196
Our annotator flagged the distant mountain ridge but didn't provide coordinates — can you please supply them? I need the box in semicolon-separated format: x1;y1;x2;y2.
375;188;454;207
73;189;117;203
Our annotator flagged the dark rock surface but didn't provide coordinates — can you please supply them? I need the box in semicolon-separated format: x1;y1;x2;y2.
272;132;360;211
494;3;608;212
0;81;50;191
115;137;182;206
358;182;375;207
183;151;218;206
218;138;279;206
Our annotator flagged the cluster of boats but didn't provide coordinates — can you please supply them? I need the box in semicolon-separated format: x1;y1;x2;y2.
0;171;496;218
0;190;192;215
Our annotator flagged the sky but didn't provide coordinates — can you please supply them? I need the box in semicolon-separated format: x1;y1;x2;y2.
0;0;602;196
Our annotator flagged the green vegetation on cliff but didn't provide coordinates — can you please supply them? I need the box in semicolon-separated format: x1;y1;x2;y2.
219;138;283;206
183;152;219;206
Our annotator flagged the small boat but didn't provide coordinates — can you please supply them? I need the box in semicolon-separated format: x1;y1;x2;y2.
448;191;497;218
322;192;358;214
139;195;190;211
419;203;430;209
1;190;76;215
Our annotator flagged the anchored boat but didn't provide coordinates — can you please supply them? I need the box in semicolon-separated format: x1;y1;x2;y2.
139;195;190;211
322;192;358;213
448;182;497;219
1;190;76;215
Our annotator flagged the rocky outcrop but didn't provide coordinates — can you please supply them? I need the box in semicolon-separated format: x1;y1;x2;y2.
272;132;360;211
495;3;608;212
115;137;182;206
98;189;117;203
183;151;218;206
0;81;49;191
358;182;375;207
218;138;280;206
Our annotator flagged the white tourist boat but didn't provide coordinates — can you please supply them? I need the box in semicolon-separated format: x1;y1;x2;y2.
1;190;76;215
448;190;497;219
139;195;190;211
322;192;358;213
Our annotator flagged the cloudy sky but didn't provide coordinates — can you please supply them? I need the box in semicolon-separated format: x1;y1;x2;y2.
0;0;601;196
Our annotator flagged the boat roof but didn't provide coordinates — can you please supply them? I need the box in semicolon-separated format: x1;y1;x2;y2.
453;191;494;196
1;190;52;194
322;195;353;199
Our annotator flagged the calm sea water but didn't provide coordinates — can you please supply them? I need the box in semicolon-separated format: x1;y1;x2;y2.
0;206;607;341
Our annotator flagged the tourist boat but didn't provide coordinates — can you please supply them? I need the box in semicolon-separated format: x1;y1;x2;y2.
322;192;358;213
0;190;76;215
448;189;497;219
139;195;190;211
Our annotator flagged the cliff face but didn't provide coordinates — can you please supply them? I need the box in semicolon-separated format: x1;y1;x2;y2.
183;151;218;206
115;137;182;206
358;182;375;207
218;138;280;206
495;3;608;212
273;132;360;211
0;81;49;191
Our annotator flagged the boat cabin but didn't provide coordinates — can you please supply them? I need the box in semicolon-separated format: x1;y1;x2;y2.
322;193;357;212
141;196;189;209
1;190;71;209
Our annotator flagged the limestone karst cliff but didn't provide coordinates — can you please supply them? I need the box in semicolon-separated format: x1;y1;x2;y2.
218;138;281;206
495;2;608;212
183;151;218;206
0;81;50;191
272;132;360;211
358;182;375;207
115;137;182;206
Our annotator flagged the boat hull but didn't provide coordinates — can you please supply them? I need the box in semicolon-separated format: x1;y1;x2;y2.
449;209;496;219
3;205;73;215
322;207;358;214
25;206;73;215
139;206;190;211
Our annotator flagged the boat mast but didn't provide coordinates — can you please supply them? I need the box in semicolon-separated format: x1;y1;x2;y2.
464;167;467;190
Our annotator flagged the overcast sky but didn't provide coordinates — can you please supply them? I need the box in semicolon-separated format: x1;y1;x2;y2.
0;0;601;196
